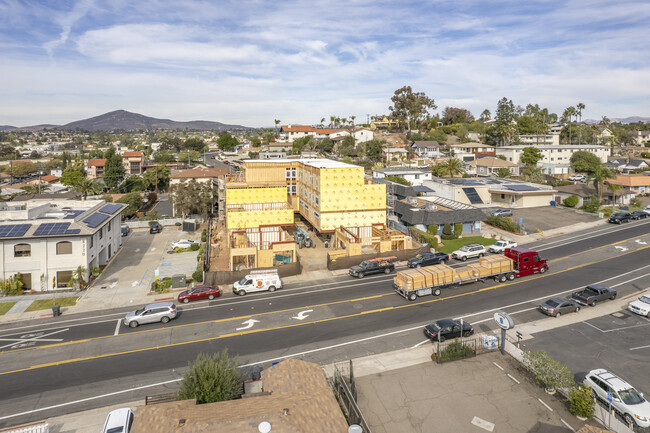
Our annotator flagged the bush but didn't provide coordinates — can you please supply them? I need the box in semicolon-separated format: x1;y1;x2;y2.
630;197;642;208
569;384;595;418
427;224;438;236
190;243;200;251
453;223;463;238
384;176;411;186
581;196;601;213
441;223;455;240
177;350;242;404
175;222;182;226
486;216;521;233
151;279;171;294
192;269;204;283
201;229;207;243
410;227;438;249
523;350;574;392
0;274;24;295
439;339;474;362
602;208;614;217
563;195;579;208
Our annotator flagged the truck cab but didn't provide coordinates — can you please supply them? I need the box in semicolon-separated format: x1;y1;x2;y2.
504;247;548;277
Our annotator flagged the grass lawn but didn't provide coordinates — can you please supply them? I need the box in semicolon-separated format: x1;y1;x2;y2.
0;302;16;315
437;236;497;254
24;296;79;312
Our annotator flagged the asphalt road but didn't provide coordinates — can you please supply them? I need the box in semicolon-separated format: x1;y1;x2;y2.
0;219;649;426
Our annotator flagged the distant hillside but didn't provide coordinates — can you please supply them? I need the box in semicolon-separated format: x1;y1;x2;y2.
0;125;17;131
584;116;650;125
13;110;250;132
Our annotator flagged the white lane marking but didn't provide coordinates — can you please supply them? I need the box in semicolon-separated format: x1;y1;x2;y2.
561;418;576;432
235;319;259;331
114;319;121;336
538;398;553;412
471;416;495;432
412;340;430;348
534;219;650;250
493;362;504;371
630;344;650;351
582;321;604;332
507;374;520;384
636;239;647;245
600;322;650;333
291;310;313;320
0;328;69;350
615;246;628;251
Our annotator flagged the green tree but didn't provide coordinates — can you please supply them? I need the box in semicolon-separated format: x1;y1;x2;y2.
444;158;465;178
563;195;579;207
523;350;574;392
160;135;183;152
68;266;88;289
570;151;601;173
12;161;37;177
479;109;491;121
291;136;312;154
591;164;613;203
317;137;334;153
217;133;239;150
170;179;214;219
176;350;241;404
441;223;454;240
72;178;102;200
60;163;85;187
365;139;385;162
117;192;143;218
494;97;517;145
250;137;261;148
453;223;463;238
605;181;622;205
103;147;125;189
178;150;200;163
384;176;411;186
183;137;206;152
338;136;356;156
495;167;511;178
431;163;448;177
441;107;474;125
522;165;544;183
0;274;24;295
119;174;145;192
152;150;176;163
521;147;543;166
389;86;437;135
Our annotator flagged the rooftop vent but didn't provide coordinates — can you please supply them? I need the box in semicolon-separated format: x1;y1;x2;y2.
407;197;418;206
426;204;438;211
178;419;186;427
259;421;272;433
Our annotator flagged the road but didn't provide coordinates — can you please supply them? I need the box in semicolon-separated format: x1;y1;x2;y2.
0;220;649;426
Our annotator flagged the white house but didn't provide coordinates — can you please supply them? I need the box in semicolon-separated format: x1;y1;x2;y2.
0;199;124;291
496;145;610;165
517;134;560;146
372;166;432;186
279;125;374;143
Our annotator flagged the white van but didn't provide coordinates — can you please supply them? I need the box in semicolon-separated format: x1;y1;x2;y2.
233;270;283;296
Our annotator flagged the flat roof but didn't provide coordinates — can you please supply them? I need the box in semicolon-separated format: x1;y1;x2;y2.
498;145;609;150
243;158;358;169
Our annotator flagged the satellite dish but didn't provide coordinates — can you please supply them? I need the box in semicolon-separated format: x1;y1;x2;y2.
258;421;272;433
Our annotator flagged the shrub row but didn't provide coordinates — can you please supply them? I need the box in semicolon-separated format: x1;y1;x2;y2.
486;216;521;233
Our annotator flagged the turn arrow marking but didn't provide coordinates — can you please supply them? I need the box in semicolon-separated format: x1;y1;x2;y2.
614;246;628;251
292;310;314;321
636;239;647;245
236;319;260;331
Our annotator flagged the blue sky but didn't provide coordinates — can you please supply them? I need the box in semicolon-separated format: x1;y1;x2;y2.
1;0;649;127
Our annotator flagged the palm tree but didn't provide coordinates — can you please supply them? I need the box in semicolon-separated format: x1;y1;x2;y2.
480;109;491;121
606;181;622;205
330;116;336;128
69;265;88;289
73;178;102;200
320;118;325;128
445;158;466;178
591;164;613;203
576;103;585;124
274;119;281;132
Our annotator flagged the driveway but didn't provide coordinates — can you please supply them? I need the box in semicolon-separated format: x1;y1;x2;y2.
486;206;601;232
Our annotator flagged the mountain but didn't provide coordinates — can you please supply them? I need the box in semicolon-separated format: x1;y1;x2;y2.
12;110;250;132
583;116;650;125
0;125;17;131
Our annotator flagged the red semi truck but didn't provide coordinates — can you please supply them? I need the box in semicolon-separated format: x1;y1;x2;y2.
503;247;548;276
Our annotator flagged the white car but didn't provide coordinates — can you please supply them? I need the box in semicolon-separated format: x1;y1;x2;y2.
101;407;134;433
568;174;586;182
628;294;650;317
171;239;198;250
584;369;650;428
488;240;518;254
451;244;486;261
644;205;650;215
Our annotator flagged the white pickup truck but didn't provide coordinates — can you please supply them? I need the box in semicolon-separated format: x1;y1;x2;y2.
488;240;518;254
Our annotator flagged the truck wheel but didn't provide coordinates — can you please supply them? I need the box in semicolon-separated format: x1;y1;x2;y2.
384;268;391;274
507;273;516;280
555;312;561;318
268;286;276;292
438;336;446;343
499;274;507;283
358;272;364;278
591;300;597;307
540;266;547;274
408;293;417;301
479;253;484;258
416;264;421;268
237;290;246;296
611;294;616;300
433;288;441;296
461;256;467;262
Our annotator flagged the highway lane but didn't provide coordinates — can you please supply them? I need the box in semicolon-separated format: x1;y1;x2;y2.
1;245;649;426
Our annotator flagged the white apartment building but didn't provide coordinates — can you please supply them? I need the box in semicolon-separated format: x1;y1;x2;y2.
496;145;610;165
279;125;374;143
0;199;124;291
372;166;432;186
518;134;560;146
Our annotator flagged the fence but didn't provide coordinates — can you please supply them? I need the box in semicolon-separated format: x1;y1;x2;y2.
433;334;500;364
204;261;302;286
0;423;49;433
123;218;184;229
331;360;372;433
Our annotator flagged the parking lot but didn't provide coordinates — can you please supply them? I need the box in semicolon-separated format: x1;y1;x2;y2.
485;205;601;232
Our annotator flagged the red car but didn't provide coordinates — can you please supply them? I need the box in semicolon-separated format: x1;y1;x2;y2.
177;285;221;303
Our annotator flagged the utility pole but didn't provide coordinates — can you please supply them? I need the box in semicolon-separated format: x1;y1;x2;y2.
155;165;159;194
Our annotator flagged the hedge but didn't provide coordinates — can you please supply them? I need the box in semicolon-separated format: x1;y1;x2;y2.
486;216;521;233
563;195;579;208
441;223;455;240
409;227;439;249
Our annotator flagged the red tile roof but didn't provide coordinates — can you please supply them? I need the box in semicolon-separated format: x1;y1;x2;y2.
170;166;228;179
87;158;106;167
122;151;144;157
41;175;60;182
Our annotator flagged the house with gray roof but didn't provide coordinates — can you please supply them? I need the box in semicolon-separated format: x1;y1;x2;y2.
394;196;486;235
372;166;432;186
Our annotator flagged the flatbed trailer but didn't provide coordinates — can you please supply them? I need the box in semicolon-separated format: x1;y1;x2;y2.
393;255;515;301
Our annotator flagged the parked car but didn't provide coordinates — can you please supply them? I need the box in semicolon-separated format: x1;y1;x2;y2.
101;407;134;433
407;252;449;268
121;224;130;237
171;239;199;249
584;369;650;428
608;212;632;224
123;302;177;328
149;223;162;234
568;174;586;182
177;285;221;303
571;284;617;306
630;210;649;220
349;257;396;278
488;240;518;254
538;297;580;317
644;205;650;215
423;319;474;342
451;243;486;261
492;208;513;217
628;294;650;317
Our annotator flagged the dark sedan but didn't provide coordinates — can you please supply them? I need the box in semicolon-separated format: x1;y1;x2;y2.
631;210;649;220
177;285;221;303
423;319;473;342
408;252;449;268
538;297;580;317
149;223;162;234
608;212;632;224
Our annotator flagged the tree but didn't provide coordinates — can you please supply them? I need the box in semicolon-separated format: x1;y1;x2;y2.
170;179;214;219
317;137;334;153
431;163;448;177
563;195;579;207
444;158;465;178
72;178;102;200
384;176;411;186
160;135;183;152
570;151;601;173
117;192;143;218
176;350;241;404
103;146;125;189
274;119;281;132
494;97;517;145
338;136;355;156
142;165;171;192
591;164;613;203
217;133;238;150
520;147;543;166
152;150;176;163
68;266;88;289
522;165;544;183
60;163;85;187
12;161;37;177
178;150;200;163
120;174;145;192
442;107;474;125
576;102;586;124
605;182;622;205
523;350;574;392
479;109;491;121
291;136;312;154
0;274;23;295
495;167;511;178
183;137;206;153
389;86;436;135
365;139;385;162
441;223;454;240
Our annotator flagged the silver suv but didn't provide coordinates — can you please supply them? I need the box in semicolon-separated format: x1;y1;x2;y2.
451;243;487;261
584;368;650;427
123;302;177;328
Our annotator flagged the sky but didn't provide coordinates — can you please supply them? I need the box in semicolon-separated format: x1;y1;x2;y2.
1;0;649;128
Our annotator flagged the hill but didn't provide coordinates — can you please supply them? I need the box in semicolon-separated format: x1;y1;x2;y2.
583;116;650;125
0;125;17;131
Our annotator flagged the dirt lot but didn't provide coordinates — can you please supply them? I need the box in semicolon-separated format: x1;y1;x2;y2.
485;205;601;232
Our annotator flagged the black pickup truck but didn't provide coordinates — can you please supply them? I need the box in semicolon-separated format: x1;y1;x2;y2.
571;284;617;306
349;257;396;278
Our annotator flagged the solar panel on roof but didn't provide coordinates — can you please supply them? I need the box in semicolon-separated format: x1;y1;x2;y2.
65;229;81;234
0;224;32;238
34;222;71;236
64;210;85;219
505;184;539;191
83;212;109;228
462;187;484;204
99;203;122;214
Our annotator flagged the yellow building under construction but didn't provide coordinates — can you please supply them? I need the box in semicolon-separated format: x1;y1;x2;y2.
226;159;386;233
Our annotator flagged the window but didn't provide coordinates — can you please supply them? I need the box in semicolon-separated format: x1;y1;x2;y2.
315;196;320;206
99;227;103;239
89;235;94;249
14;243;31;257
57;270;73;288
285;168;296;179
56;241;72;255
19;273;32;290
314;211;320;219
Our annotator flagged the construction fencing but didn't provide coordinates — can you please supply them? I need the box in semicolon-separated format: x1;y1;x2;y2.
331;360;372;433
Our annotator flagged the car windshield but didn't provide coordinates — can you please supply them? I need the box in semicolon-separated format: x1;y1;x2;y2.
619;388;645;405
430;322;442;331
107;428;124;433
238;277;248;285
459;246;470;252
495;241;505;247
639;295;650;304
135;308;145;315
545;299;559;307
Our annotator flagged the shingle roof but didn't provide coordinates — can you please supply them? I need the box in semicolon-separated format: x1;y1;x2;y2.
122;151;144;157
394;197;487;225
